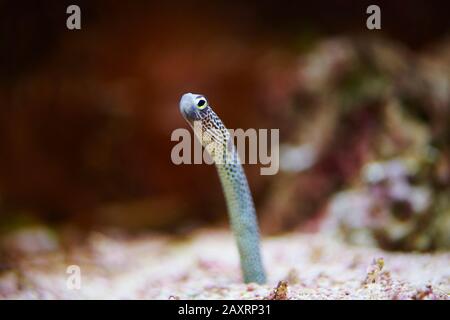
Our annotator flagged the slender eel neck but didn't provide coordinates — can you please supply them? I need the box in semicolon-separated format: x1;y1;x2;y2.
179;93;266;284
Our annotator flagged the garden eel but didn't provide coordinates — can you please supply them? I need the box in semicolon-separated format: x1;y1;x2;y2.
179;93;266;284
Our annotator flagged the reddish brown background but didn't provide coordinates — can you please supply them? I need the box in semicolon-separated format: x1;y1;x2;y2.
0;1;448;231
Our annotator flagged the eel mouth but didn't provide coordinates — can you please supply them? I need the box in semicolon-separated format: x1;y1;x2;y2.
179;93;199;123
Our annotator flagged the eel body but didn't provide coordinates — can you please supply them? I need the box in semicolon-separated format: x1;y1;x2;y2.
179;93;266;284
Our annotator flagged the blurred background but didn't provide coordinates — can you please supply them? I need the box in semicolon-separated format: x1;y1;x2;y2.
0;0;449;255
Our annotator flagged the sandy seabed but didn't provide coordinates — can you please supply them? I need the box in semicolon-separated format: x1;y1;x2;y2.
0;229;448;299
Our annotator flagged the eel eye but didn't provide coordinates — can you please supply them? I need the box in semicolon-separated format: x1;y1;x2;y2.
195;97;208;110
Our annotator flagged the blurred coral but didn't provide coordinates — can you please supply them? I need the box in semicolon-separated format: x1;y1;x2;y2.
260;37;449;252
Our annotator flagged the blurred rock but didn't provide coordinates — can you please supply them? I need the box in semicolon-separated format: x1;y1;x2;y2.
0;225;59;259
260;37;449;252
